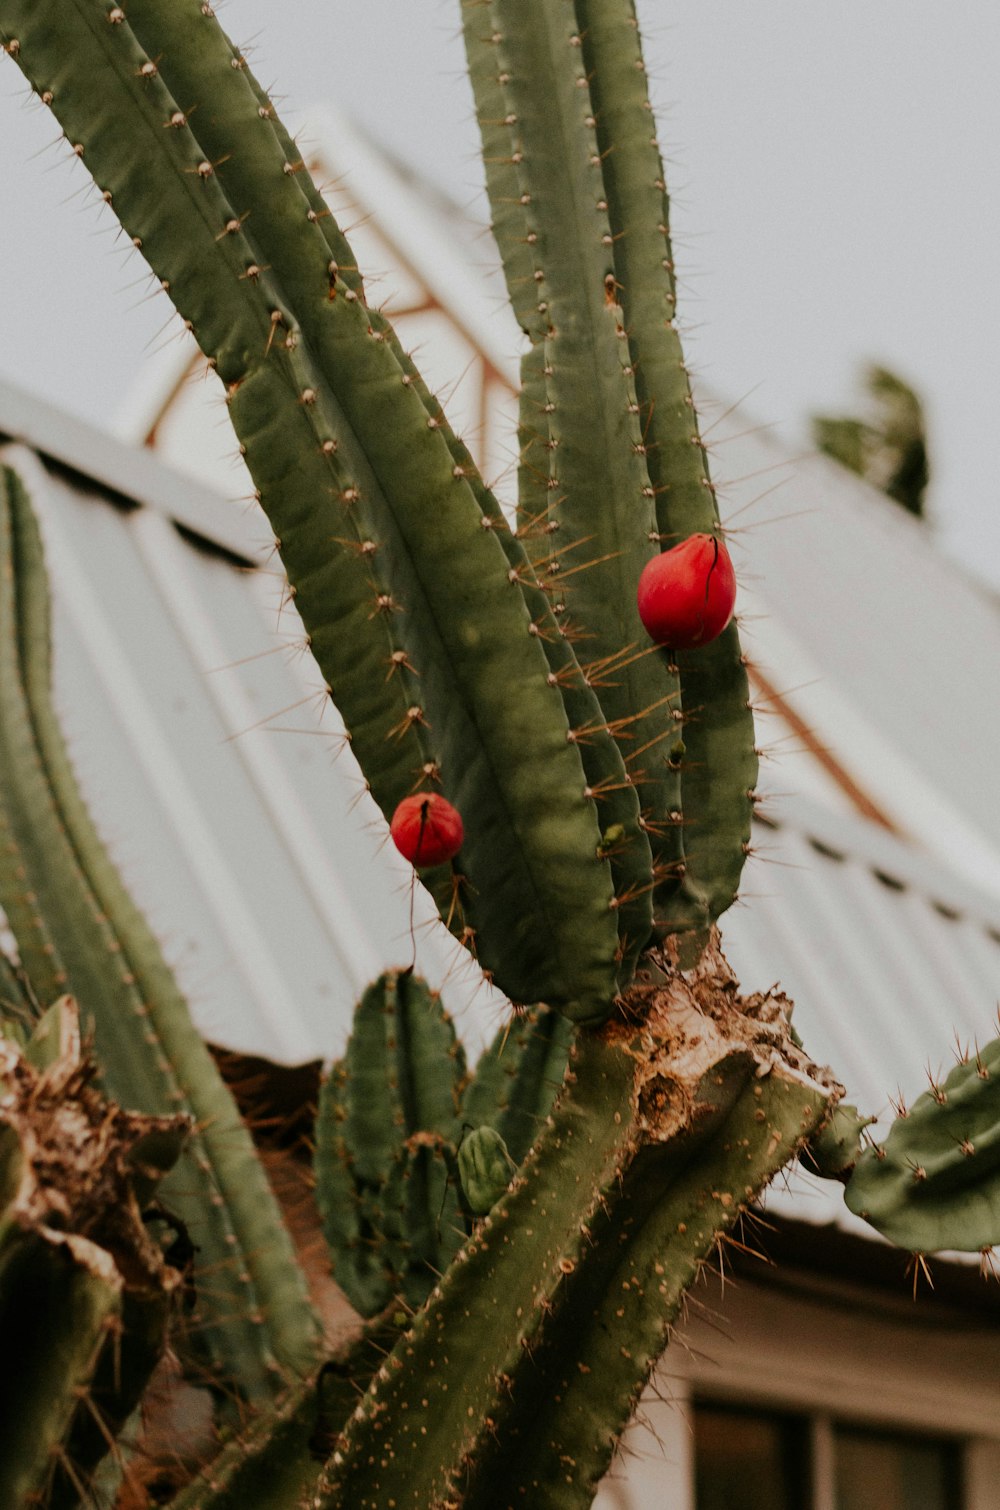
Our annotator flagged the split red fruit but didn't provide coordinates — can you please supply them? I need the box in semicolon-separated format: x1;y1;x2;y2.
636;533;736;649
390;793;464;868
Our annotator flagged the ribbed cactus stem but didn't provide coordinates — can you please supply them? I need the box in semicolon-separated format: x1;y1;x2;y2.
574;0;757;938
488;0;687;923
321;946;837;1507
846;1036;1000;1252
314;973;468;1316
460;0;547;345
461;1003;573;1164
0;465;320;1398
461;1042;832;1505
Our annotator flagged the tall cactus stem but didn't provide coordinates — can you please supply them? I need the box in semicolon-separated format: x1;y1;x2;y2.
0;465;320;1398
574;0;757;938
470;0;689;935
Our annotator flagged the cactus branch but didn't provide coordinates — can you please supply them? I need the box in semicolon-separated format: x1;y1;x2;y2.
575;0;757;938
0;463;321;1399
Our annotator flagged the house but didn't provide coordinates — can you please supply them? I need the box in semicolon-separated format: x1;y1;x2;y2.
3;105;1000;1509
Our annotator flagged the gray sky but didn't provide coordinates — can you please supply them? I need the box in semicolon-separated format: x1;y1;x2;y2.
2;3;999;589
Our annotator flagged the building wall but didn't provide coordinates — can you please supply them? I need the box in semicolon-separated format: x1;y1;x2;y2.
595;1263;1000;1509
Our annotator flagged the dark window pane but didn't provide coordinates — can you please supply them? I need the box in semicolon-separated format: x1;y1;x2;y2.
834;1426;962;1510
694;1404;810;1510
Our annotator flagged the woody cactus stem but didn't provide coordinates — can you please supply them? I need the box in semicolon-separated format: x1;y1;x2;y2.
463;1041;830;1504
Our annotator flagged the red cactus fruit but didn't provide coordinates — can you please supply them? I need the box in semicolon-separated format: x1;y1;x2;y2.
390;793;464;868
636;533;736;649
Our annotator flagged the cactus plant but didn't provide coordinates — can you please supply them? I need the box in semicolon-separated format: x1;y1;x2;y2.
0;3;998;1508
0;462;320;1404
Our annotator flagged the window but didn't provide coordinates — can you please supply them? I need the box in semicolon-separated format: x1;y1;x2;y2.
694;1404;808;1510
833;1425;963;1510
693;1402;963;1510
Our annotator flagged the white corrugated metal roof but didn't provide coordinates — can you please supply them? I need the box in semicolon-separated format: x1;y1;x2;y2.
724;793;1000;1124
715;424;1000;897
722;794;1000;1252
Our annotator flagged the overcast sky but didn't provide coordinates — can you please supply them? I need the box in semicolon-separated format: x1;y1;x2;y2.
2;3;999;589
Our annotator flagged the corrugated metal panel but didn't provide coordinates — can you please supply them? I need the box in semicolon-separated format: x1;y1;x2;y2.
724;796;1000;1123
709;407;1000;892
722;798;1000;1247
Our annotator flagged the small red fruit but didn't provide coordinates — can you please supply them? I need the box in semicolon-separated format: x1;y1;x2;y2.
636;532;736;649
390;793;464;868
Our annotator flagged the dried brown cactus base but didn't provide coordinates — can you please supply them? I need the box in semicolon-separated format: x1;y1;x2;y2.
0;998;189;1508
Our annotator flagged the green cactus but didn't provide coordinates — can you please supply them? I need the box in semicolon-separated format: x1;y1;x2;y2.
0;463;320;1401
314;972;467;1316
845;1042;1000;1253
3;3;998;1509
461;1003;573;1163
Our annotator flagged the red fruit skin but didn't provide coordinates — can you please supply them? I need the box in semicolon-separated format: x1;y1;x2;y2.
390;793;464;868
636;533;736;649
